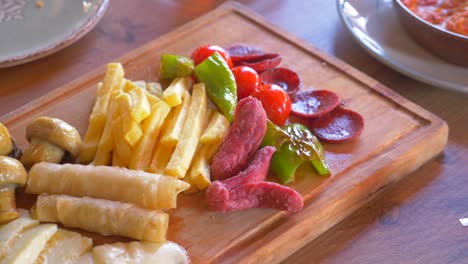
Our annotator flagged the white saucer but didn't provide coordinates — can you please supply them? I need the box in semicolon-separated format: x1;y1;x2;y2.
337;0;468;92
0;0;109;68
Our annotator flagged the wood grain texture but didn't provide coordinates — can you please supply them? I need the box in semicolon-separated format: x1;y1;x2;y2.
1;1;465;264
1;2;448;264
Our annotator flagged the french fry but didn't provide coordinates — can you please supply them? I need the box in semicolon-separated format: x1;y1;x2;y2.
149;143;175;174
117;93;143;147
199;111;230;144
92;91;121;166
129;101;171;171
144;90;161;106
111;116;132;168
112;151;123;167
125;81;151;123
202;108;215;136
146;82;163;98
148;110;175;174
182;177;199;194
165;83;207;178
186;110;229;191
183;106;215;194
162;77;191;107
123;80;161;106
132;80;146;89
80;63;124;163
160;91;191;147
186;142;222;191
95;81;103;95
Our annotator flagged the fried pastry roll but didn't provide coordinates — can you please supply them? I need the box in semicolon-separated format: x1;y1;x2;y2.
33;194;168;242
26;163;189;209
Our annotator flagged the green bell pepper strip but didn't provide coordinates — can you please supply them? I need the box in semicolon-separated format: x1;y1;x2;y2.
284;123;329;176
194;52;237;122
270;143;305;184
159;54;194;80
261;121;330;184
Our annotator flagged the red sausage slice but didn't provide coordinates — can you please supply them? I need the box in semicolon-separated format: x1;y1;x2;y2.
260;68;300;94
230;182;304;213
207;181;304;213
207;146;303;213
291;90;340;118
206;146;276;212
306;106;364;143
237;53;282;73
226;45;266;63
210;97;268;181
222;146;276;190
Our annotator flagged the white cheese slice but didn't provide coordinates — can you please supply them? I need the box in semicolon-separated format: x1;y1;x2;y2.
0;210;39;259
34;229;93;264
0;224;57;264
93;241;189;264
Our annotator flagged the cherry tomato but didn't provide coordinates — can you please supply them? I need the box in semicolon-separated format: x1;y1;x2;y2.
191;45;233;68
254;84;291;126
232;66;260;100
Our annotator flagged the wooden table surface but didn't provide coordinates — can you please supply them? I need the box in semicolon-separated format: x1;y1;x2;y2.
1;1;467;263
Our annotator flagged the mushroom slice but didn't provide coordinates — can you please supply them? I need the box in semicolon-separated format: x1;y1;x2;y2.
0;123;22;159
20;117;82;168
0;156;28;224
0;123;13;156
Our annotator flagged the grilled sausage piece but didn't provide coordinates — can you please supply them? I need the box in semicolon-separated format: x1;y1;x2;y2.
210;97;267;181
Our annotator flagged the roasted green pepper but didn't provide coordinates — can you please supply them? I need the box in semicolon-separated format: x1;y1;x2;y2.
194;52;237;122
262;121;330;184
159;54;194;80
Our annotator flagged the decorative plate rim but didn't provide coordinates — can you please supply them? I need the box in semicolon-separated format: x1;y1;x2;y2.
336;0;468;93
0;0;110;68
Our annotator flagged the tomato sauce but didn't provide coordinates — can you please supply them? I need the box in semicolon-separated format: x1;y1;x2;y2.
402;0;468;36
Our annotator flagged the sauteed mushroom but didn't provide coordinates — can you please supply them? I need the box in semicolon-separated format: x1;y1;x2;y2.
0;123;22;159
0;156;27;224
20;117;81;168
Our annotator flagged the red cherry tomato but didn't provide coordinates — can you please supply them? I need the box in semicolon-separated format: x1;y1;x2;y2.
232;66;260;100
254;84;291;126
191;45;233;68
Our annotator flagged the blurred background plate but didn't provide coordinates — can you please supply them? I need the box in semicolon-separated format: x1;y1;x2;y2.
0;0;109;68
337;0;468;93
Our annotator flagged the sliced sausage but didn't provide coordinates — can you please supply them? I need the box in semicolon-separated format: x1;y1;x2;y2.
226;44;266;63
306;106;364;143
208;181;304;213
218;146;276;190
206;146;275;212
236;53;282;73
207;146;303;213
291;90;340;118
210;97;268;181
260;67;301;94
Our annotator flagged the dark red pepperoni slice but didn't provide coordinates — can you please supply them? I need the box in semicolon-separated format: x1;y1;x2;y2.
260;68;300;94
306;106;364;143
291;90;340;118
226;45;266;63
236;53;282;73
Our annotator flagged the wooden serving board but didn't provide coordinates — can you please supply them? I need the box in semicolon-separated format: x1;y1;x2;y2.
1;2;448;264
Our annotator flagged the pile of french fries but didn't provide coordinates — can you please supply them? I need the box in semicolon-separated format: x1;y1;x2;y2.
79;63;230;192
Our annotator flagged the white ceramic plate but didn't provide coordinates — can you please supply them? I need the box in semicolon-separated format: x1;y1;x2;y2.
0;0;109;68
337;0;468;92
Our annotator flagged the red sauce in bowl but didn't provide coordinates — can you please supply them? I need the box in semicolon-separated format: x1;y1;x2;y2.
402;0;468;36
